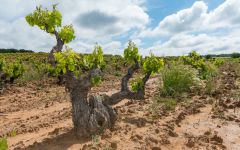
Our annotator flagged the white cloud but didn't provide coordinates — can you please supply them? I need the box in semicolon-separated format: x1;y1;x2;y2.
138;0;240;38
0;0;240;56
0;0;148;52
46;0;149;40
138;0;240;55
69;40;122;55
206;0;240;29
0;18;54;52
102;41;122;55
145;30;240;56
138;1;208;38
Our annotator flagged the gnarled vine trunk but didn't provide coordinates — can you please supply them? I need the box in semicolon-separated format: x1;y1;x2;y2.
121;60;140;92
137;73;151;98
48;31;64;67
48;31;64;84
65;71;117;138
120;59;151;99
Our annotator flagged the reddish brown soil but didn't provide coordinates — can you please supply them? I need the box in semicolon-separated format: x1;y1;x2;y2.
1;63;240;150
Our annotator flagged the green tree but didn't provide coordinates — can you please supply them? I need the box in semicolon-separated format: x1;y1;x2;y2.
231;52;240;58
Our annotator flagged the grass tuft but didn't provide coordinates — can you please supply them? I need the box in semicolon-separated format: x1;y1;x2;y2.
160;64;201;97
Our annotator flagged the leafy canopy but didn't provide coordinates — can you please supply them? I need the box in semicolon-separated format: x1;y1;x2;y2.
130;54;164;92
0;59;6;72
0;59;24;80
26;5;62;34
6;62;25;79
54;48;80;75
54;46;105;86
181;51;207;72
59;25;75;44
85;44;105;70
143;54;164;75
131;78;144;92
181;51;217;79
124;41;141;64
211;58;224;67
26;5;75;44
54;45;105;77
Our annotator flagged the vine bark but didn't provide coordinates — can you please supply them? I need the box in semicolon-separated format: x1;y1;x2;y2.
65;70;117;138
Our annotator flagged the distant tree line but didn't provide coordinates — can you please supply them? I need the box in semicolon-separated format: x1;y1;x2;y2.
0;48;239;58
0;48;34;53
204;52;240;59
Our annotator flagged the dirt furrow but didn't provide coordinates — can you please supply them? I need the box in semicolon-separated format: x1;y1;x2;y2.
163;63;240;150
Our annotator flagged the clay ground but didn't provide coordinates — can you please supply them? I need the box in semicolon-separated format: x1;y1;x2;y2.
1;63;240;150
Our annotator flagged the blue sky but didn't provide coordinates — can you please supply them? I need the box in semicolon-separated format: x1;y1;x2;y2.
0;0;239;56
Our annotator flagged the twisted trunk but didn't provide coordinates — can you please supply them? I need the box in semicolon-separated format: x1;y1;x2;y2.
121;60;140;92
103;72;151;106
71;87;90;137
107;60;150;104
48;31;64;67
65;71;117;138
137;73;151;98
48;31;64;84
64;63;151;137
103;91;138;105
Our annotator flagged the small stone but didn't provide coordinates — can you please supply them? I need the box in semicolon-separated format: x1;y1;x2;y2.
168;130;178;137
152;147;161;150
131;134;143;142
45;103;49;108
110;142;117;149
127;109;134;113
160;138;170;145
135;134;143;140
146;136;158;144
131;136;138;142
226;114;236;121
82;144;88;150
204;130;211;136
155;128;160;134
186;138;195;148
20;124;26;128
210;135;223;144
228;104;235;109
